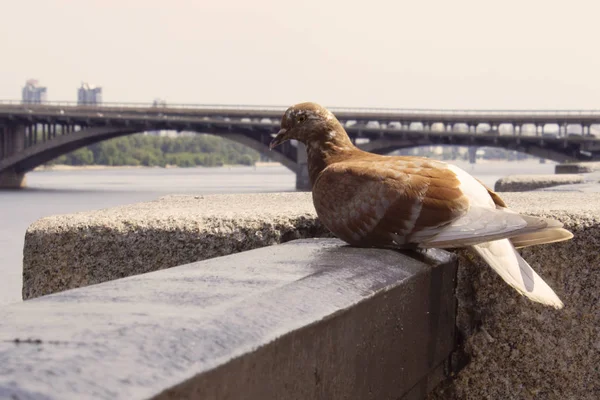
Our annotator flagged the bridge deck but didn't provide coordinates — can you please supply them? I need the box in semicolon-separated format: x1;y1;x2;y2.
2;101;600;123
1;101;600;189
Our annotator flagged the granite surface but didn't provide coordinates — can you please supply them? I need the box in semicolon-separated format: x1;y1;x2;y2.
429;192;600;400
494;174;584;192
555;161;600;174
23;192;331;299
20;191;600;399
2;238;458;400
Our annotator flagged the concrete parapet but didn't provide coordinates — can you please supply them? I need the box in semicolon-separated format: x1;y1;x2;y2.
494;174;584;192
429;193;600;399
555;161;600;174
21;191;600;399
1;238;458;400
22;192;331;300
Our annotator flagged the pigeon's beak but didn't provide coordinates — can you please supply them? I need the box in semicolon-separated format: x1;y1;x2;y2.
269;128;290;150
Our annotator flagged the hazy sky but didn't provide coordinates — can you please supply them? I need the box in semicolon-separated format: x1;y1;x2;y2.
2;0;599;109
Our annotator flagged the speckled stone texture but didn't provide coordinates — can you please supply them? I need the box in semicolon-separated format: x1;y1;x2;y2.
22;192;332;300
21;191;600;399
429;192;600;400
2;239;458;400
555;161;600;174
494;174;584;192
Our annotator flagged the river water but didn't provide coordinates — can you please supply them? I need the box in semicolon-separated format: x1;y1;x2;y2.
0;160;555;306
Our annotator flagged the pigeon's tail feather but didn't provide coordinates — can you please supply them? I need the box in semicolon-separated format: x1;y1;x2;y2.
510;227;573;249
471;239;564;309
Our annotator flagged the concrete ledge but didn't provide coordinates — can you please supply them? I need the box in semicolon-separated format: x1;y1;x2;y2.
429;193;600;400
1;238;458;400
494;174;584;192
23;193;331;300
22;191;600;399
555;161;600;174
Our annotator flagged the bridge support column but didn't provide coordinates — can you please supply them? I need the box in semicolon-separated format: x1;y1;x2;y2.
583;125;590;136
1;124;25;156
0;169;26;189
468;146;477;164
295;142;311;191
0;124;27;189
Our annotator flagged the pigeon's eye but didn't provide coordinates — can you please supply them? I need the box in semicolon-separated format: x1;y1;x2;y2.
297;114;307;123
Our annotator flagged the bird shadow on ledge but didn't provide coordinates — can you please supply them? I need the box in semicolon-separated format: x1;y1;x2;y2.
391;246;457;268
310;238;458;271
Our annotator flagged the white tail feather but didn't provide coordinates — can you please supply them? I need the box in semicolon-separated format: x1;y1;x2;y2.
471;239;564;309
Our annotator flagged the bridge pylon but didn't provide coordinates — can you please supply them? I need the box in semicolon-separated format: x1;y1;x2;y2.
0;170;25;188
468;146;477;164
0;125;26;188
295;142;311;191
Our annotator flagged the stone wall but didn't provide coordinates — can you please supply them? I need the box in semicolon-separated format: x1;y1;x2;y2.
494;174;584;192
22;192;331;299
20;191;600;399
429;193;600;400
1;239;458;400
555;161;600;174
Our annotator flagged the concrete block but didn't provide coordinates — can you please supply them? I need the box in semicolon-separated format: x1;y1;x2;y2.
494;174;584;192
428;192;600;400
1;238;458;400
20;192;600;399
555;161;600;174
22;192;332;300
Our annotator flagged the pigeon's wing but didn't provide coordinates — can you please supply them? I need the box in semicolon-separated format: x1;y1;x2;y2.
311;158;467;247
474;177;507;207
408;163;566;248
475;177;573;248
312;158;565;249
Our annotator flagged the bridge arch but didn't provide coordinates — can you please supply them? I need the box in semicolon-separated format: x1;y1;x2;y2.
356;137;584;164
0;126;300;177
0;127;142;173
220;133;298;172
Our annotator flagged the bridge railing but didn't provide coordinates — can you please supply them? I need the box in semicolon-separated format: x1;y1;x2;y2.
2;99;600;117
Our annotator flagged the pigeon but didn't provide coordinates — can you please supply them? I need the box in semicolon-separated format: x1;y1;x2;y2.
270;101;573;309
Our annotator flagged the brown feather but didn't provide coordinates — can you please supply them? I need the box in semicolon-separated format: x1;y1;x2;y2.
312;157;469;248
475;177;507;208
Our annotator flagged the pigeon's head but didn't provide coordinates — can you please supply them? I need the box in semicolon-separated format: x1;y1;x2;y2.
269;102;342;150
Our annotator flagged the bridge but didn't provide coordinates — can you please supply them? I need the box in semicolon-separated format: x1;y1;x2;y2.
1;100;600;189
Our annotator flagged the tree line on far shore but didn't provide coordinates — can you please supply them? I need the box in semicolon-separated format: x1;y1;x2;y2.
47;134;261;168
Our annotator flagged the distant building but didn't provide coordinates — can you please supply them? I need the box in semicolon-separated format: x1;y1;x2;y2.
22;79;47;104
152;98;167;107
77;82;102;105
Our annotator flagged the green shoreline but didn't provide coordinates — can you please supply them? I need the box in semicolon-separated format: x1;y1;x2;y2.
33;162;284;171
